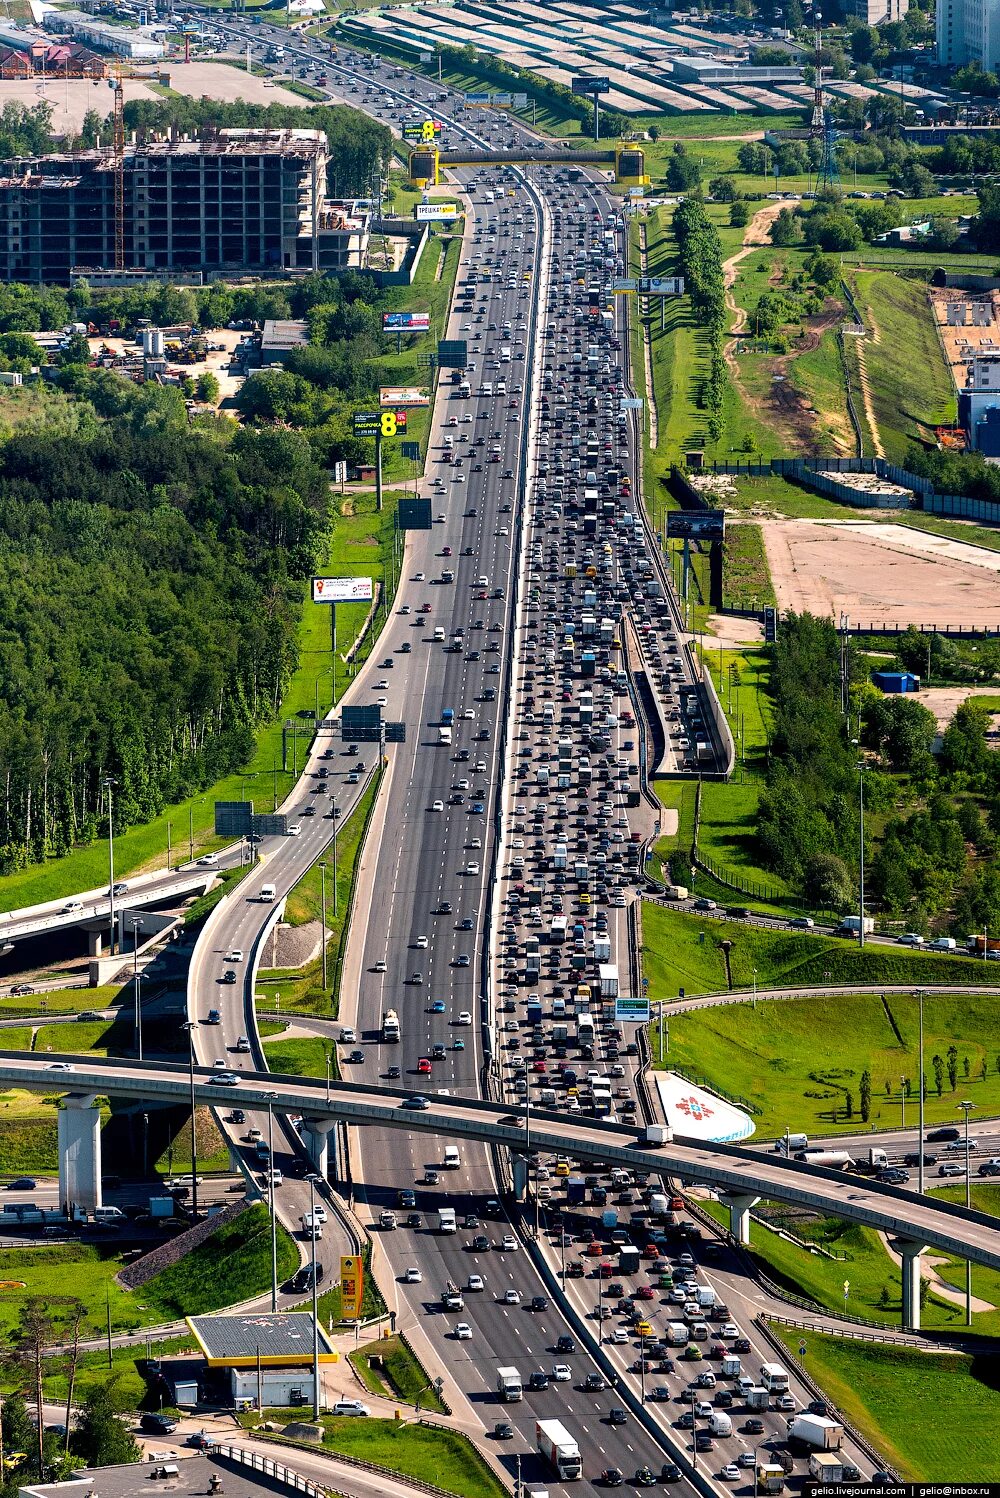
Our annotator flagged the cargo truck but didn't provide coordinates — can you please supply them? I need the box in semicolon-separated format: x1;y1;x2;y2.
788;1414;844;1450
598;964;619;999
618;1245;641;1275
566;1176;587;1206
644;1125;672;1147
535;1419;582;1481
836;915;874;935
438;1207;457;1234
809;1452;844;1482
756;1464;786;1493
496;1366;523;1401
760;1363;789;1394
382;1009;401;1043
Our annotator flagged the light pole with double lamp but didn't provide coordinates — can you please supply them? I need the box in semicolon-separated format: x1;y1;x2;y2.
307;1173;323;1419
181;1021;199;1221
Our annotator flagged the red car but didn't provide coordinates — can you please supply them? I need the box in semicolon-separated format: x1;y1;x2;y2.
419;603;432;614
585;1240;603;1257
417;1058;432;1075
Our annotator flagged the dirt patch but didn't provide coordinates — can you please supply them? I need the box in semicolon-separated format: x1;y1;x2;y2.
912;687;1000;734
704;613;765;648
261;919;321;970
761;518;1000;628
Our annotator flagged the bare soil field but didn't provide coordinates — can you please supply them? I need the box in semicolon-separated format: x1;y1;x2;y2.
0;65;304;134
761;518;1000;628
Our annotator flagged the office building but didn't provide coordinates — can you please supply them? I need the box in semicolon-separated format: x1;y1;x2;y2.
938;0;1000;73
0;130;370;283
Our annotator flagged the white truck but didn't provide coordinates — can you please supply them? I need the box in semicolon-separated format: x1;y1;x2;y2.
382;1009;401;1043
775;1132;809;1155
809;1451;844;1482
788;1414;844;1451
760;1362;789;1394
837;914;874;935
496;1366;523;1401
438;1207;457;1234
535;1419;582;1481
644;1124;672;1147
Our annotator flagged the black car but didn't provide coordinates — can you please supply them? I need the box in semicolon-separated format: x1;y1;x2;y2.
386;1066;401;1080
808;1399;831;1417
140;1413;177;1435
528;1371;549;1391
601;1470;624;1488
472;1234;490;1251
742;1418;765;1435
608;1407;628;1426
530;1295;548;1311
289;1260;324;1293
660;1464;682;1483
584;1372;606;1391
494;1422;514;1440
7;1177;36;1190
694;1434;714;1452
230;1109;245;1125
634;1470;656;1489
556;1334;575;1353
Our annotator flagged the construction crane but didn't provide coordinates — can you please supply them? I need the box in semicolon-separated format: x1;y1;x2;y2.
110;61;125;272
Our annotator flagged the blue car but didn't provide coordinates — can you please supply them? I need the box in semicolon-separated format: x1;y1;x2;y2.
430;999;447;1013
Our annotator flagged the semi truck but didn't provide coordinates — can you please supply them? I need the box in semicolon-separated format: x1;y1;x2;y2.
496;1367;523;1401
535;1419;582;1481
788;1414;844;1451
793;1149;855;1170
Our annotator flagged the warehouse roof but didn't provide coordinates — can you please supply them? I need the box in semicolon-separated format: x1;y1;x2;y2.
261;319;310;355
188;1311;335;1366
20;1452;322;1497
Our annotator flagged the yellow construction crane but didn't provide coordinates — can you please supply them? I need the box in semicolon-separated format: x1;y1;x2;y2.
110;61;125;272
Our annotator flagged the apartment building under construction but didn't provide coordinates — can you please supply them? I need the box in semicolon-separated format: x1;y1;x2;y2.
0;128;369;283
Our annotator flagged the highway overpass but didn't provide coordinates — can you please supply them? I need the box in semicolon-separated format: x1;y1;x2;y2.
2;1051;998;1329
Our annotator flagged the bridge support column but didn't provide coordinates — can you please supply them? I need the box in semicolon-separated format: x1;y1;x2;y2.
512;1154;528;1202
720;1193;760;1245
896;1239;925;1331
301;1118;337;1178
58;1095;102;1215
86;928;104;958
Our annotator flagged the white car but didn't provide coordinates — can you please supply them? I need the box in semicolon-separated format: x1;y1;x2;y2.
373;961;387;973
610;1328;629;1344
288;823;302;836
457;1011;473;1025
501;1234;518;1252
552;1364;572;1382
332;1400;370;1418
49;1062;73;1073
467;1274;485;1292
415;936;429;949
503;1289;521;1305
721;1466;741;1482
432;800;444;812
403;1267;422;1283
454;1323;473;1340
466;862;481;876
340;1028;357;1043
62;900;84;914
225;949;244;963
719;1323;740;1339
737;1453;757;1469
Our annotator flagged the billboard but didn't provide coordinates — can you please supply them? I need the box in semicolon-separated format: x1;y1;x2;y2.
340;1255;364;1320
383;311;430;332
437;339;469;369
666;512;725;541
416;203;460;222
379;386;430;408
612;277;637;293
312;577;374;604
615;996;650;1023
353;408;407;438
572;74;611;94
640;275;685;296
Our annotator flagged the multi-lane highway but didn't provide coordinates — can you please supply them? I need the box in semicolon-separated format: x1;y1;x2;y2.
4;21;989;1495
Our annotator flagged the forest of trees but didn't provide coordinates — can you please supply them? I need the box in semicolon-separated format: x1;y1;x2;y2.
755;614;1000;932
0;367;329;875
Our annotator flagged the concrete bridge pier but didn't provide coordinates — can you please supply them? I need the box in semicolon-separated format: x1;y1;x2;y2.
896;1238;926;1330
58;1094;102;1214
512;1154;528;1202
720;1192;760;1245
301;1118;337;1178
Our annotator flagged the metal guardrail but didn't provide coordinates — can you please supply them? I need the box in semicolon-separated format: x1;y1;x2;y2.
216;1443;332;1496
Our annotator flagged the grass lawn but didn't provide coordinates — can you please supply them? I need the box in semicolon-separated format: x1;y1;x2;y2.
654;976;1000;1137
721;522;775;610
350;1335;446;1413
312;1417;507;1498
848;272;956;462
769;1327;1000;1479
258;767;381;1017
0;986;121;1020
262;1035;333;1080
140;1204;299;1319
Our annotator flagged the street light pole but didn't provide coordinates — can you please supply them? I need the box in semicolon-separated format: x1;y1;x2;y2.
917;990;925;1198
182;1021;199;1221
319;861;328;991
900;1075;906;1130
308;1173;322;1419
857;755;866;948
131;917;143;1061
102;777;117;956
958;1099;978;1326
751;967;757;1012
332;810;339;919
266;1094;278;1312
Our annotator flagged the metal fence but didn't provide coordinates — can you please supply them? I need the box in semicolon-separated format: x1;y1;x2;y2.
215;1444;332;1496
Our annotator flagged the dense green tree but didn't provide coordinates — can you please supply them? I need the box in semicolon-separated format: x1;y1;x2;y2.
803;851;855;911
769;208;802;247
666;143;702;192
864;695;936;770
73;1385;141;1468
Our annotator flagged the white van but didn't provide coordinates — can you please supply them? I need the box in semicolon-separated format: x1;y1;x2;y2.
259;884;276;903
444;1145;460;1170
93;1206;125;1224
